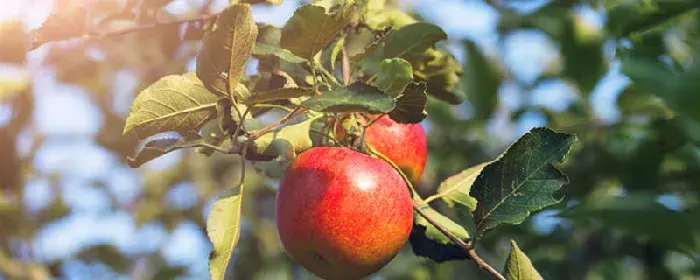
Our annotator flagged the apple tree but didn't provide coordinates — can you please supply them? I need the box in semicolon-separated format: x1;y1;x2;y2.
1;0;699;279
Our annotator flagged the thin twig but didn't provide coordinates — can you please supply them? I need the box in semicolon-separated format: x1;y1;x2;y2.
468;249;506;280
250;107;307;139
30;13;219;50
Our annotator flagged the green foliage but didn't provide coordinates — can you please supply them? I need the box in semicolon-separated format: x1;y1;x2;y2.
504;240;543;280
300;82;395;113
281;3;354;59
470;128;577;234
252;43;307;64
463;40;502;120
123;73;219;140
373;58;413;97
431;162;488;211
207;186;244;280
383;23;447;58
389;82;428;124
196;4;258;98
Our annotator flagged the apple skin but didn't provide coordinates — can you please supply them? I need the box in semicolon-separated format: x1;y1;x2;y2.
276;147;413;280
364;115;427;183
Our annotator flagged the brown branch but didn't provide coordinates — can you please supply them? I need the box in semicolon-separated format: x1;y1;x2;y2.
412;201;506;280
341;45;351;85
30;13;219;50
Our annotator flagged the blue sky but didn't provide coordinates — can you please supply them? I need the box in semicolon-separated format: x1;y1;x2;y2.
0;0;635;278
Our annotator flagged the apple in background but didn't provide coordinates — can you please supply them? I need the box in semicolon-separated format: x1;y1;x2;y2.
364;115;427;183
275;147;413;279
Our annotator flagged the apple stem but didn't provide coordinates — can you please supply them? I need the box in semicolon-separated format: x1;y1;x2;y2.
412;201;506;280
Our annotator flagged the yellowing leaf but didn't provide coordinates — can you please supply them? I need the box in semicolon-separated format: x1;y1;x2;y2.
281;3;355;59
434;162;489;211
197;4;258;99
123;72;219;140
504;240;543;280
207;186;244;280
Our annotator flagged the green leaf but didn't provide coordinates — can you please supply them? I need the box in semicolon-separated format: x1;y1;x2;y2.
463;40;501;119
329;37;345;71
301;82;395;113
251;159;291;178
123;73;219;140
0;21;28;63
373;58;413;97
127;137;211;168
251;116;315;159
281;3;355;59
196;4;258;99
409;204;470;263
242;87;315;105
389;82;427;124
207;186;244;280
504;240;544;280
252;42;306;64
607;1;700;37
471;127;577;234
383;22;447;58
560;194;700;253
433;162;489;211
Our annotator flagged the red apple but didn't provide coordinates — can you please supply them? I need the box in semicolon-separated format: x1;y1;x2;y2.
364;115;427;183
276;147;413;279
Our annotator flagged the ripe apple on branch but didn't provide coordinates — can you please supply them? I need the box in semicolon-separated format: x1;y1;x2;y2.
116;1;577;279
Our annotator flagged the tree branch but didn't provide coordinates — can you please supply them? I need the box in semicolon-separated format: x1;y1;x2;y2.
250;107;307;139
413;201;506;280
30;13;219;50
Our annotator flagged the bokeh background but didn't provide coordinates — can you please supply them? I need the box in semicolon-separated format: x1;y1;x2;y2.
1;0;699;279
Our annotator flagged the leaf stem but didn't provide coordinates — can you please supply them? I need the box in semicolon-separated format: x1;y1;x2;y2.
342;45;351;85
250;107;307;139
30;13;220;50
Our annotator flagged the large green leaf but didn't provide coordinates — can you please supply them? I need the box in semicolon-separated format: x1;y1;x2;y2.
252;42;306;64
504;240;544;280
197;4;258;99
607;0;700;37
470;127;577;234
463;40;501;120
123;73;219;140
388;82;427;124
383;22;447;58
251;116;316;159
373;58;413;97
127;137;218;168
280;3;354;59
433;162;489;211
301;82;395;113
207;185;244;280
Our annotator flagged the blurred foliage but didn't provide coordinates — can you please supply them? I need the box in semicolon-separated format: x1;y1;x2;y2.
0;0;699;279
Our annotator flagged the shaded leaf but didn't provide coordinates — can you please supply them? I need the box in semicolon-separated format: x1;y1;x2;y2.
281;3;354;59
434;162;489;211
252;42;307;64
560;194;700;253
504;240;544;280
607;1;700;37
373;58;413;97
471;127;577;234
243;87;315;105
301;82;395;113
0;21;29;63
408;224;469;263
389;82;427;124
383;22;447;58
207;186;244;280
463;40;501;119
123;73;219;140
409;204;470;263
197;4;258;99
